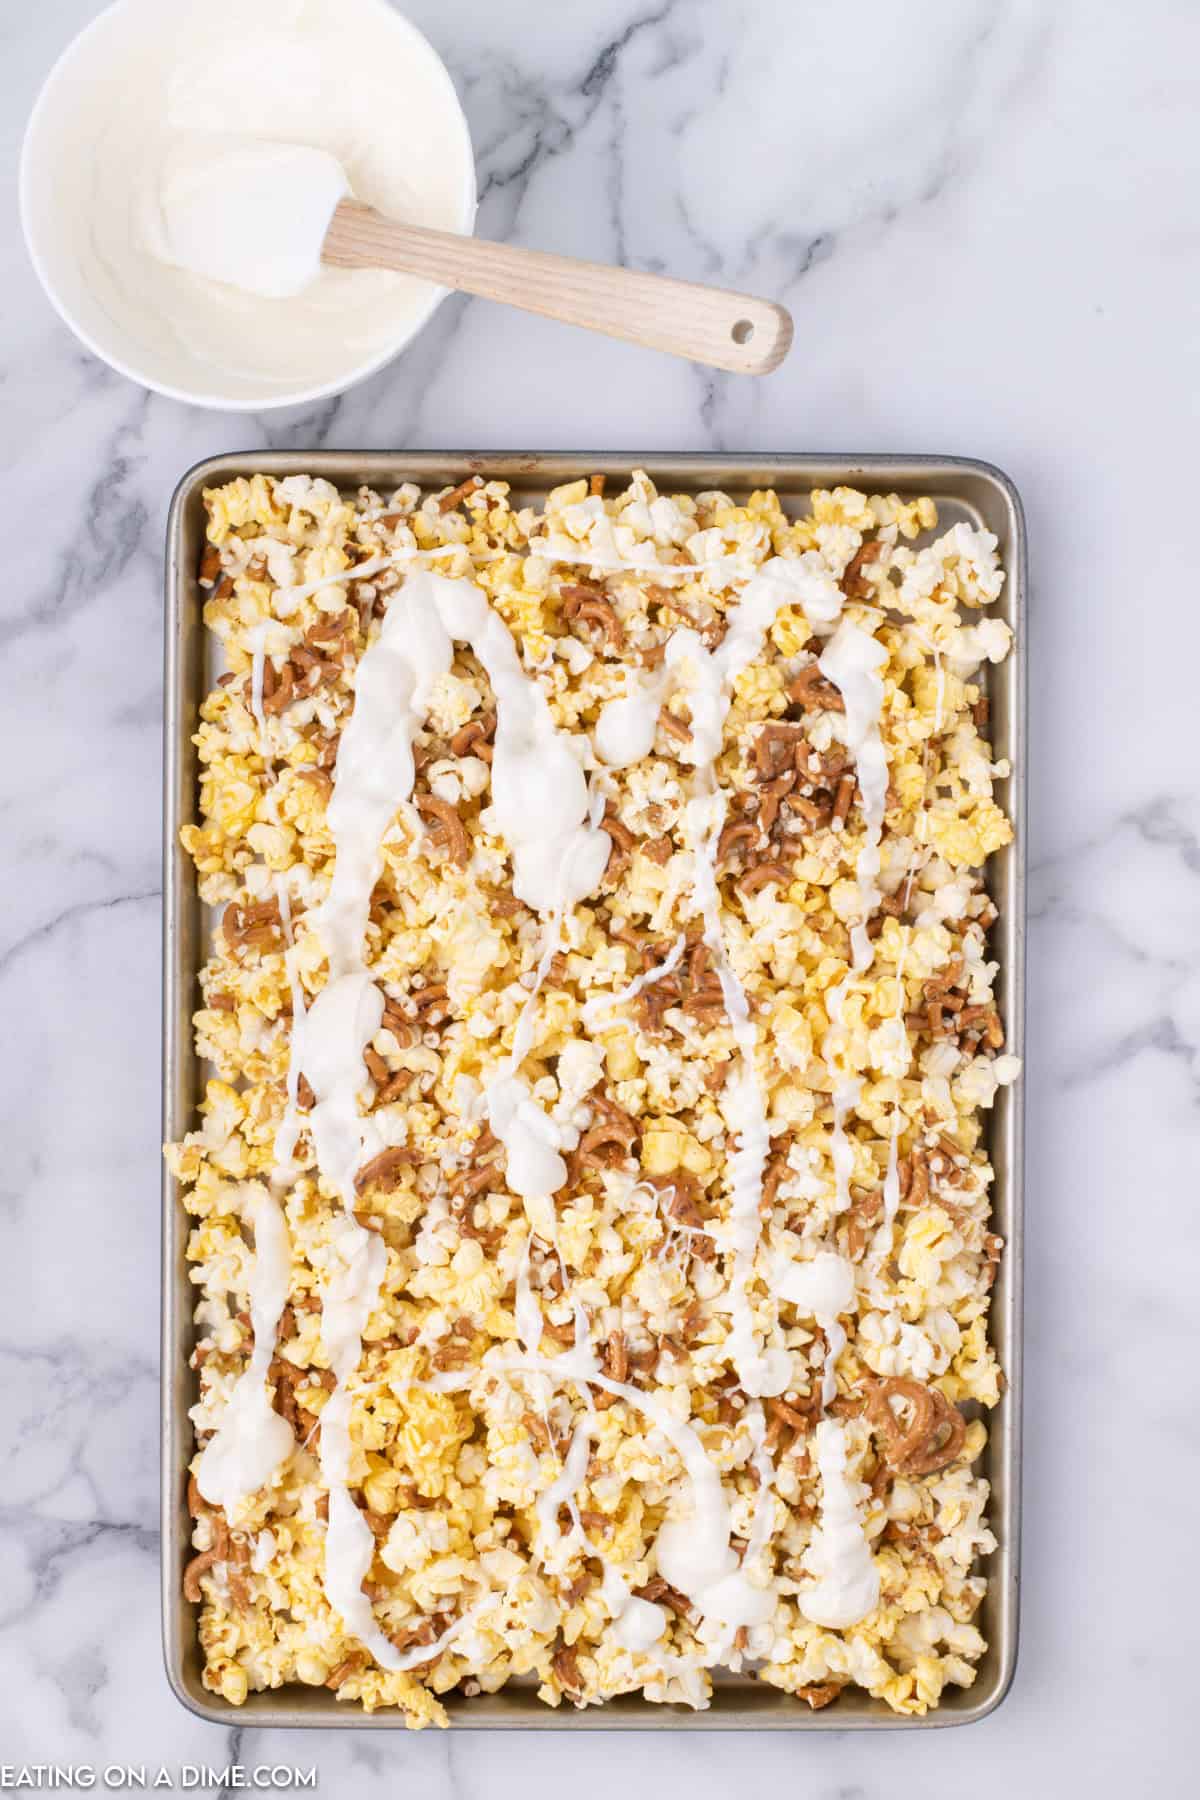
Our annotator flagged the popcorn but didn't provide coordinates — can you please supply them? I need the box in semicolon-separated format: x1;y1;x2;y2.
172;470;1015;1724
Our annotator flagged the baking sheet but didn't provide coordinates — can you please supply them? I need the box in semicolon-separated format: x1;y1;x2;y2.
162;453;1026;1728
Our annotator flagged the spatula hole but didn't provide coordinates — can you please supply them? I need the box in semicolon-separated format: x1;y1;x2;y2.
731;319;755;345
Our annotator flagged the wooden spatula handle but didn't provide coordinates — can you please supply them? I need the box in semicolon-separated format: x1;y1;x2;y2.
323;201;792;377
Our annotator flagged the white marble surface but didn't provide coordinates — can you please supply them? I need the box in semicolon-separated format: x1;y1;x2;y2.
2;0;1197;1789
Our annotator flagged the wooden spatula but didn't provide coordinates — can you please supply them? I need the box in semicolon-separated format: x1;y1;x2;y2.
323;201;793;377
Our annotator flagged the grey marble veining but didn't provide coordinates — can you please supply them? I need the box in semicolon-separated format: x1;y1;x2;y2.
2;0;1198;1790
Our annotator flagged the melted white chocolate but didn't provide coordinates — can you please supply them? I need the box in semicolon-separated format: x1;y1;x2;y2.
797;1421;881;1630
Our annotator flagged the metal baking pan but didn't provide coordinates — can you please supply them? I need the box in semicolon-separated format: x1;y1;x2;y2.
163;453;1026;1729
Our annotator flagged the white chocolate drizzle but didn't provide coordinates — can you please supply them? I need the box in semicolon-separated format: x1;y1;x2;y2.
589;556;844;1400
247;622;268;730
777;1251;855;1408
193;1182;294;1511
498;1351;777;1633
293;567;610;1656
523;1388;669;1652
588;554;886;1632
831;1076;862;1214
581;932;687;1025
193;884;302;1511
818;620;890;972
880;926;913;1239
682;784;781;1398
792;613;892;1625
796;1420;880;1629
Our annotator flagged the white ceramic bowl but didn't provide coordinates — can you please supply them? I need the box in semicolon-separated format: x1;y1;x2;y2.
20;0;476;411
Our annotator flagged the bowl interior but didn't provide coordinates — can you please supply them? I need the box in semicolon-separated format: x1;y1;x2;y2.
20;0;476;411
